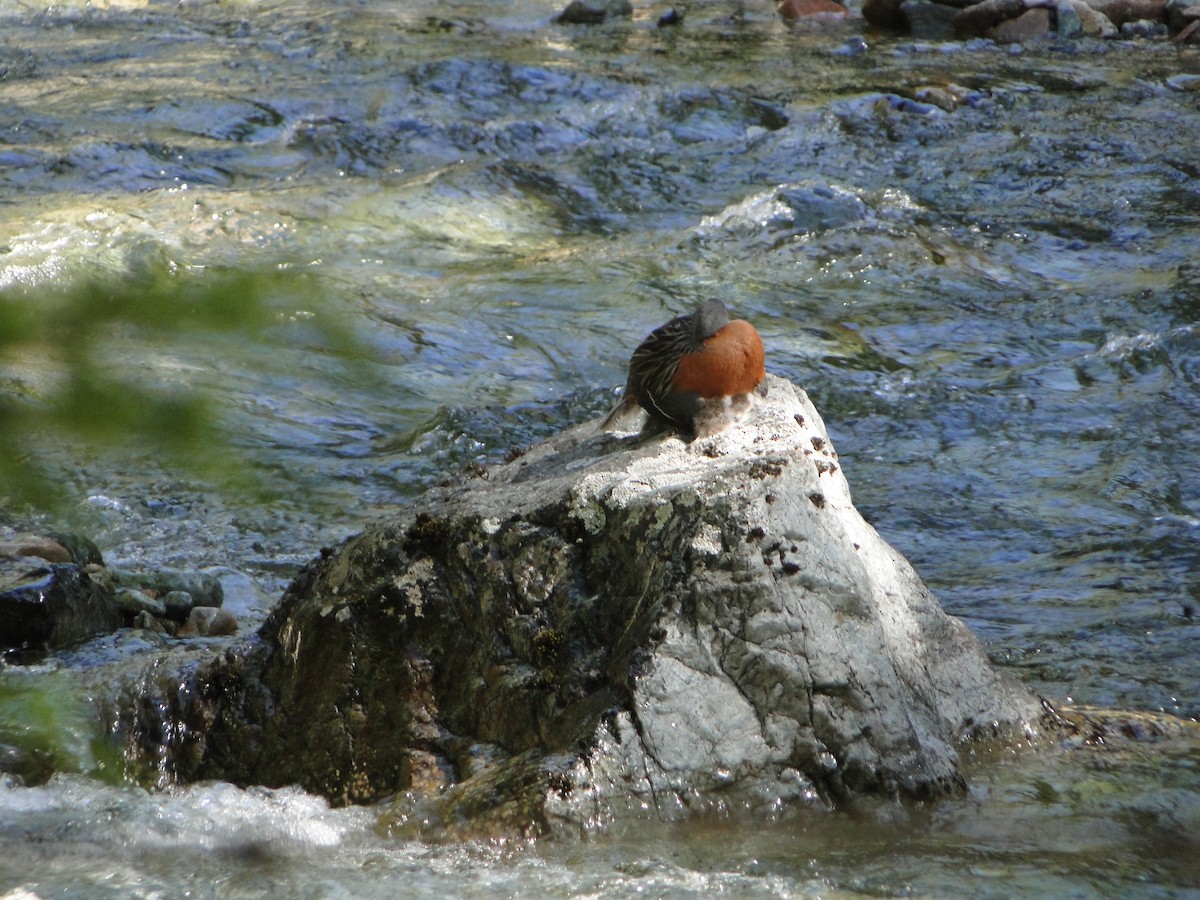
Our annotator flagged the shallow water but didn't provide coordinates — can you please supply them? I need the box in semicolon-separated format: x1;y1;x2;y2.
2;0;1200;894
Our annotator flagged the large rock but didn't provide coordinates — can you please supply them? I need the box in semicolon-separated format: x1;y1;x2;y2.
147;375;1046;834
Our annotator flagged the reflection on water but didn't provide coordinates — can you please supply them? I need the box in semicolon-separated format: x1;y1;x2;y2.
1;0;1199;894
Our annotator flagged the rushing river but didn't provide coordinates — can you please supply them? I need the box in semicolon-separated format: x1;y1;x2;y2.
2;0;1200;895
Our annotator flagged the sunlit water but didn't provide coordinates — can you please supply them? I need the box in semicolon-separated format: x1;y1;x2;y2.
2;0;1199;894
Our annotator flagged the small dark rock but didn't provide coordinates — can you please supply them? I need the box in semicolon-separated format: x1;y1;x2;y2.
863;0;907;27
657;6;685;25
162;590;197;620
0;565;122;654
555;0;633;24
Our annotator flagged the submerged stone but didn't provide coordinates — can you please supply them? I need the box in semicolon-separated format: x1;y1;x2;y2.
140;376;1047;834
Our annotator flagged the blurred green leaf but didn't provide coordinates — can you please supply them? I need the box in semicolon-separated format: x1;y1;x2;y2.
0;669;126;785
0;262;373;511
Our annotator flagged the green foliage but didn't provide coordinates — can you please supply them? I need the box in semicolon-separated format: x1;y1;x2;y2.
0;669;126;785
0;262;368;510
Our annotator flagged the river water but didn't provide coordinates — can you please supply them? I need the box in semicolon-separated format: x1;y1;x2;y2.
2;0;1200;895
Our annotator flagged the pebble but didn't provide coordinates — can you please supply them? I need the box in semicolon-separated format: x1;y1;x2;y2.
177;606;238;638
116;588;166;619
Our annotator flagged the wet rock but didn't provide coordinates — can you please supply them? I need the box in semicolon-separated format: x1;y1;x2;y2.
143;376;1047;832
555;0;633;24
989;5;1054;39
162;590;196;620
692;182;870;249
0;564;121;655
1082;0;1165;22
1166;0;1200;29
177;606;237;638
1172;16;1200;37
778;0;851;19
953;0;1049;36
900;0;961;37
862;0;907;26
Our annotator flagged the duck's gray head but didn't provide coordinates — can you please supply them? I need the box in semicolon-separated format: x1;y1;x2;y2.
691;298;730;342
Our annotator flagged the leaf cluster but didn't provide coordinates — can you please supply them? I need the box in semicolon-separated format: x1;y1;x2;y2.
0;261;365;510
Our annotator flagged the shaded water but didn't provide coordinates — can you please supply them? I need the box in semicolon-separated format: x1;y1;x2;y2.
2;0;1200;895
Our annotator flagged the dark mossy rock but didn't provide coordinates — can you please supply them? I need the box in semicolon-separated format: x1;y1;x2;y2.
133;376;1048;835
